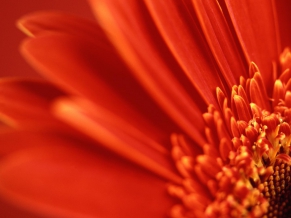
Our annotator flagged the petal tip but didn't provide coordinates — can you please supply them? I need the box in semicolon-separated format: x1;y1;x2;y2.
17;19;34;37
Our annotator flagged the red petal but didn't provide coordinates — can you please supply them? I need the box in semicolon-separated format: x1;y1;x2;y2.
272;79;284;107
285;91;291;108
89;0;213;145
230;116;239;138
0;130;41;157
0;79;67;130
233;95;251;122
192;0;247;86
53;97;181;184
224;0;280;89
0;197;40;218
197;155;221;178
143;0;228;92
21;34;178;146
249;73;271;111
0;137;175;218
219;137;232;161
18;12;109;47
276;0;291;48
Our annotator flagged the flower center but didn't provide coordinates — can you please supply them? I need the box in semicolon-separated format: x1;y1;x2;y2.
168;49;291;218
263;162;291;218
236;109;291;218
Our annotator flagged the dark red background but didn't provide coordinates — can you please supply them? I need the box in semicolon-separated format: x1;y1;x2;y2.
0;0;94;78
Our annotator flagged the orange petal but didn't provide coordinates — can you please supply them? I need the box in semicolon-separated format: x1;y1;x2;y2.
0;137;175;218
18;13;177;139
53;97;182;184
21;33;178;145
88;0;207;145
224;0;280;89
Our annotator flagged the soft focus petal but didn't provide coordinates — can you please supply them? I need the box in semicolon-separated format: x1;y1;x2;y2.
276;0;291;48
21;33;178;145
0;133;175;218
0;0;94;77
0;78;66;129
0;130;42;158
0;197;40;218
18;12;108;46
53;97;182;183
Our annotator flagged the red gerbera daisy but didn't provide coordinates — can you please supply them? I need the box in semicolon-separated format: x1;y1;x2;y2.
0;0;291;217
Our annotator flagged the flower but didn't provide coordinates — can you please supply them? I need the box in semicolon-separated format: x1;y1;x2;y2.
0;0;291;217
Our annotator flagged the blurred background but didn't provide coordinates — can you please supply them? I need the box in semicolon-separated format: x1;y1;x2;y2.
0;0;94;78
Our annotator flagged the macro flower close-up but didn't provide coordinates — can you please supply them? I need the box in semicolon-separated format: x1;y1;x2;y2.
1;0;291;217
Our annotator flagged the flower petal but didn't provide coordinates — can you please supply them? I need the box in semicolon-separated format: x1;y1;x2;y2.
53;97;182;184
276;0;291;48
0;197;40;218
0;134;175;218
0;130;40;157
21;33;179;145
18;11;108;46
192;0;247;86
143;0;229;91
88;0;207;145
0;78;66;129
224;0;280;88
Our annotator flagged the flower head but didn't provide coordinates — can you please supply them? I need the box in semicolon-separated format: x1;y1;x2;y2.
0;0;291;217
